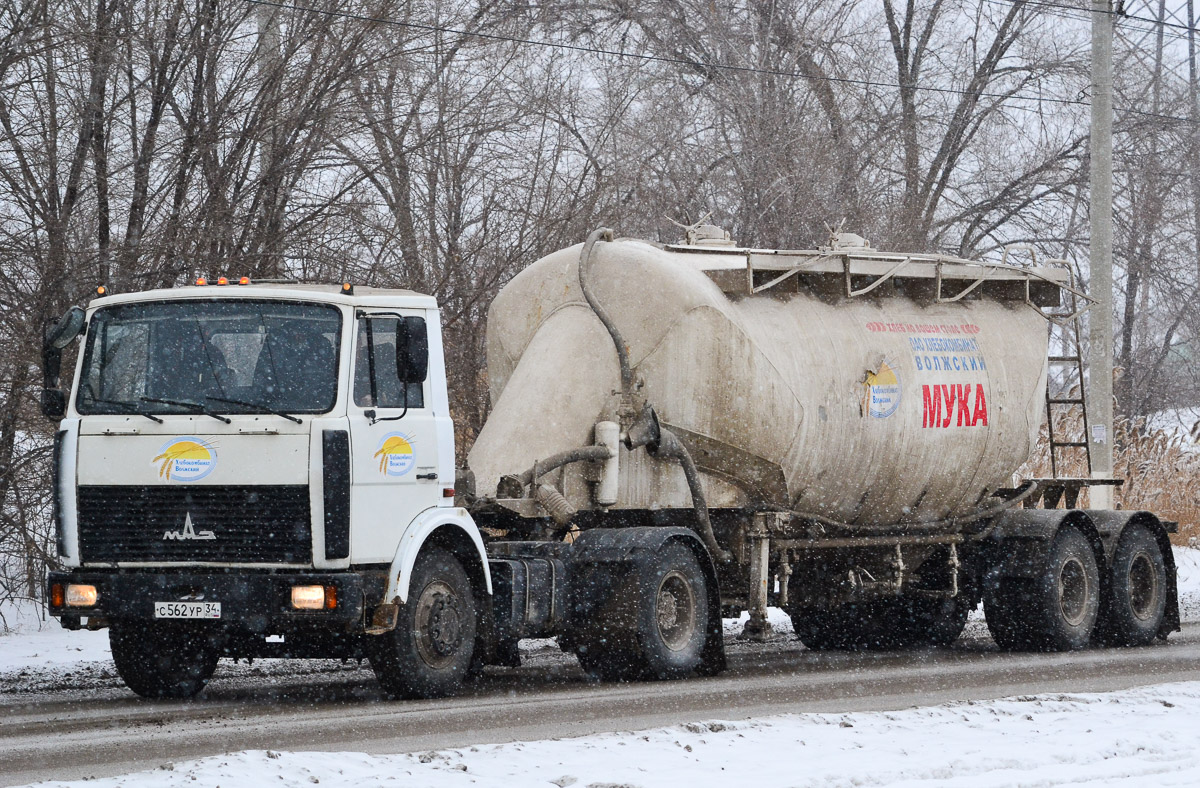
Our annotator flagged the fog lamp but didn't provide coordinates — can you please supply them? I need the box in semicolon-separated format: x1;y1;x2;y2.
291;585;325;610
66;584;98;607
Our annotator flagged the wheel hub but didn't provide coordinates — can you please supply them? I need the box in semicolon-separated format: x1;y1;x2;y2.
1128;551;1160;621
656;571;697;652
1057;557;1090;627
414;580;463;668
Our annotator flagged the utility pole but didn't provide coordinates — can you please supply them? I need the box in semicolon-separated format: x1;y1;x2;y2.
1088;0;1115;508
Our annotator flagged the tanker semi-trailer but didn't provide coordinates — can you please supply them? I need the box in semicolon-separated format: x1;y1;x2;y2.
41;226;1178;699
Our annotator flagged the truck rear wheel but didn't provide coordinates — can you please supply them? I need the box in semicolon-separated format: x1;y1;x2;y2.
369;547;477;700
109;621;220;699
576;543;708;681
1105;523;1168;646
985;526;1100;651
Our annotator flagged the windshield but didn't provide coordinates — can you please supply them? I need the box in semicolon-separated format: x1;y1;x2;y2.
76;300;342;416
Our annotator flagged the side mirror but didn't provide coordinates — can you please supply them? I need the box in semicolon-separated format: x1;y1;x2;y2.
41;306;84;421
41;388;66;420
45;306;85;350
394;317;428;384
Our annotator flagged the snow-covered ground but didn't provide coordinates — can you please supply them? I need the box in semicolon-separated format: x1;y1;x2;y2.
7;546;1200;787
16;682;1200;787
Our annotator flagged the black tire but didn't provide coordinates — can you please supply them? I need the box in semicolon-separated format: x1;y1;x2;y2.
985;526;1100;651
369;548;477;699
577;543;708;681
109;620;220;699
789;604;869;650
887;596;973;648
1105;523;1168;646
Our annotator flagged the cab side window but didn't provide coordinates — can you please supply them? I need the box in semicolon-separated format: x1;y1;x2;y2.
353;317;425;409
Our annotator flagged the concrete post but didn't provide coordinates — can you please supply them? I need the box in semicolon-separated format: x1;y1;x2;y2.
1088;0;1115;509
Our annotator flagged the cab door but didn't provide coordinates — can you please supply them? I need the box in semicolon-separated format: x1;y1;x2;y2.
346;312;440;561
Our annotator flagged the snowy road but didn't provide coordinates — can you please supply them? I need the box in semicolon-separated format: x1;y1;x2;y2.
6;623;1200;786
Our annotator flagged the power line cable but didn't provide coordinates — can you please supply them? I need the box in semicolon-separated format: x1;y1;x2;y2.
242;0;1197;125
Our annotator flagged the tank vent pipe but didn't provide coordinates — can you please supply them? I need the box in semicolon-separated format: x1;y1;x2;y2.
577;227;633;399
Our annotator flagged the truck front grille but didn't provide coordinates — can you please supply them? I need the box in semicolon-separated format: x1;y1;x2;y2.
77;486;312;564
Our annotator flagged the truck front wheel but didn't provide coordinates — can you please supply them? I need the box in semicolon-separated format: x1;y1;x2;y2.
109;621;220;699
370;547;477;700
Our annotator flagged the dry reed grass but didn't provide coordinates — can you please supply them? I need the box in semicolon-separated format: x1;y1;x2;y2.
1018;386;1200;543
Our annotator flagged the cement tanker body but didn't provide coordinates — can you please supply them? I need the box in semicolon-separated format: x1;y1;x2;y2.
471;232;1048;527
467;226;1178;667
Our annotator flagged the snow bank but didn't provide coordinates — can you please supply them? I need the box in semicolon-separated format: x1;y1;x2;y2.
18;681;1200;788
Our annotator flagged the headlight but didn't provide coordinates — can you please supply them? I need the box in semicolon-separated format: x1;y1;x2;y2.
291;585;325;610
65;584;98;607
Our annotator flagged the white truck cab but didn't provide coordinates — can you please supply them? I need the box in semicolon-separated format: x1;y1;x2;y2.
45;281;490;699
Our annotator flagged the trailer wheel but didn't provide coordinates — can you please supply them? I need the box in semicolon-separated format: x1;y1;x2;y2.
887;596;972;648
369;547;477;699
985;526;1100;651
110;621;220;699
1105;523;1168;646
577;543;708;680
789;606;859;650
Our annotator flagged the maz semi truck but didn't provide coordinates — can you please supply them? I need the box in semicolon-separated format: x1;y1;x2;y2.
43;227;1178;698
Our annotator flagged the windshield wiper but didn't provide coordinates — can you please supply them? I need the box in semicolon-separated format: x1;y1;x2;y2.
206;395;303;424
83;398;164;424
140;396;231;424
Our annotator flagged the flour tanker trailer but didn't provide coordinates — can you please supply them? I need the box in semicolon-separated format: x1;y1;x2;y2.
467;225;1178;659
42;225;1178;700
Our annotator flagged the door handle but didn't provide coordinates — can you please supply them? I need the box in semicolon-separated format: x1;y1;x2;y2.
416;472;438;480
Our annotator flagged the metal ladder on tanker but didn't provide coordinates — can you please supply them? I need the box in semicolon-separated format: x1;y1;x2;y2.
1029;270;1122;509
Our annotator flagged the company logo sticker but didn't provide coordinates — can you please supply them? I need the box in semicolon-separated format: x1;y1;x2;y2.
152;437;218;482
863;360;902;418
374;433;416;476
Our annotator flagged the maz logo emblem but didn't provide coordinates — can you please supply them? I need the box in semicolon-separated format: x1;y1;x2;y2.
163;512;215;541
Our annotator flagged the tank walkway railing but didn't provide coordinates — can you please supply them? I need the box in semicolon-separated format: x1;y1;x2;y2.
703;245;1096;318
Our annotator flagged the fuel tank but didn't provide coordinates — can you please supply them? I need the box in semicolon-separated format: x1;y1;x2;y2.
468;231;1061;525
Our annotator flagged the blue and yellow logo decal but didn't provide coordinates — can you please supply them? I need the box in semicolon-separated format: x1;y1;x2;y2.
374;433;416;476
863;361;902;419
152;436;218;482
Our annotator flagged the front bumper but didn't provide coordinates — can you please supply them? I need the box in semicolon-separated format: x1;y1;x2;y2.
47;570;379;633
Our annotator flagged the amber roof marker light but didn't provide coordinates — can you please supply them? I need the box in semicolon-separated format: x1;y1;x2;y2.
341;282;354;295
239;276;250;285
217;276;229;286
95;285;107;296
195;277;207;286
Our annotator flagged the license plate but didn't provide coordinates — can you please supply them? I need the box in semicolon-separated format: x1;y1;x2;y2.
154;601;221;619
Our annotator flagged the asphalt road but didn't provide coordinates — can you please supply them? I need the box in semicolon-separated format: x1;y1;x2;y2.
5;623;1200;786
